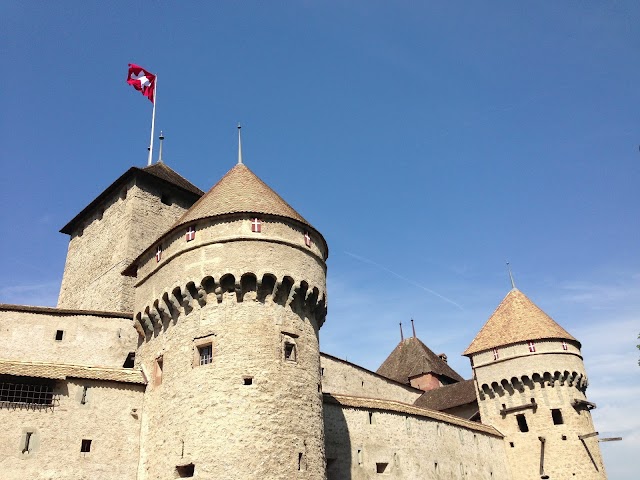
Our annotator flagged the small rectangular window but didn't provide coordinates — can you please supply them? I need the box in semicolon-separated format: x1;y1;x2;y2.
298;452;304;471
243;377;253;385
176;463;195;477
55;330;64;341
516;414;529;432
376;462;388;474
155;356;163;385
123;352;135;368
552;408;564;425
81;439;92;453
284;342;296;362
198;345;213;365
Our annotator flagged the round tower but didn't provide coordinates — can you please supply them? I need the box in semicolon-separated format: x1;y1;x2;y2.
464;288;606;480
125;161;328;479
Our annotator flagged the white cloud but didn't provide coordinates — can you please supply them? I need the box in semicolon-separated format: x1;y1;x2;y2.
0;281;59;307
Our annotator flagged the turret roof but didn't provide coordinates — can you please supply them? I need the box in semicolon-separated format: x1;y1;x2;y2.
377;337;464;385
173;163;312;228
463;288;578;356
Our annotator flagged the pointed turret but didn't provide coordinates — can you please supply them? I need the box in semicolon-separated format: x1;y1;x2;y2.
463;288;577;356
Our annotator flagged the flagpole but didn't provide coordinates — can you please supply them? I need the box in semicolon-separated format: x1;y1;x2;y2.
147;76;157;166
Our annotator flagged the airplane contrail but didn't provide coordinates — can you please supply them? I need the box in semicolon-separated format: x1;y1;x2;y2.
344;251;464;311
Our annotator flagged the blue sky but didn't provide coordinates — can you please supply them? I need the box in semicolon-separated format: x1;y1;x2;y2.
1;2;638;476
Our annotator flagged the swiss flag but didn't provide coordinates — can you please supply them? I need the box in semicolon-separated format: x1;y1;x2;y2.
127;64;156;103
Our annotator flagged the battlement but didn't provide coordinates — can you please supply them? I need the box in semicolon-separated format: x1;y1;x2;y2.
478;369;589;400
134;271;327;338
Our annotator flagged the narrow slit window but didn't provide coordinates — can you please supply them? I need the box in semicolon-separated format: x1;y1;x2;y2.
368;412;374;425
22;432;33;454
198;344;213;365
376;462;388;473
80;386;88;405
80;439;92;453
552;408;564;425
298;452;304;471
55;330;64;341
155;356;163;385
516;414;529;432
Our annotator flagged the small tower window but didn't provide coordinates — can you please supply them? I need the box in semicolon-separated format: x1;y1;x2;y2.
160;194;172;205
198;344;213;365
80;385;88;405
80;439;92;453
251;218;262;233
527;341;536;353
55;330;64;341
284;342;296;361
516;414;529;432
368;412;374;424
123;352;135;368
176;464;195;477
243;377;253;385
552;409;564;425
22;432;34;454
376;463;388;474
186;226;196;242
155;356;163;385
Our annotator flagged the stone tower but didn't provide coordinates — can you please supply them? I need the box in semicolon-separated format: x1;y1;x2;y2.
464;288;607;479
58;163;203;313
124;162;329;479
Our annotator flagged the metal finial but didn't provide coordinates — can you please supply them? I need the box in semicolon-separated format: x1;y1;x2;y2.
399;322;404;342
507;261;516;289
157;131;164;163
237;123;243;165
411;319;416;338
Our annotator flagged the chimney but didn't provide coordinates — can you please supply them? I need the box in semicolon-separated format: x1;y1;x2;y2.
438;353;448;364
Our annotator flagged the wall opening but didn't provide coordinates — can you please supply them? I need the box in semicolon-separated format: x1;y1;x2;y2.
509;442;515;448
243;377;253;386
0;376;55;407
357;449;363;465
155;356;163;386
198;344;213;366
123;352;135;368
80;439;92;453
298;452;304;471
176;464;195;477
368;412;374;424
516;414;529;432
80;386;88;405
160;194;172;206
376;462;388;474
22;432;33;454
284;342;296;362
552;408;564;425
55;330;64;341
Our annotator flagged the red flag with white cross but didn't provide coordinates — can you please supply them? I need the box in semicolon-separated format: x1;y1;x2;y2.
127;64;156;103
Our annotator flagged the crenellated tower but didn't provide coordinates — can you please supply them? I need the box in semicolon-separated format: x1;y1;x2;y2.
124;159;329;479
464;288;606;479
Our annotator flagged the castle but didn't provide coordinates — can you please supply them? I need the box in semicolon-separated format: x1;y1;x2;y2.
0;137;608;479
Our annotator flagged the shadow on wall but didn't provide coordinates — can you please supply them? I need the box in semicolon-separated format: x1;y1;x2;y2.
324;401;352;480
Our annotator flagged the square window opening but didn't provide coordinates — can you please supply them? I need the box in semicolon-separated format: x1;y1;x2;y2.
123;352;135;368
509;442;515;448
243;377;253;386
198;344;213;366
176;463;195;477
516;414;529;432
376;462;388;474
552;408;564;425
80;439;92;453
55;330;64;341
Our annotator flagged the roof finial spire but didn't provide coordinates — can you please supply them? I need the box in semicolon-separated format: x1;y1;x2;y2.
411;319;416;338
157;131;165;163
237;123;243;165
399;322;404;342
507;261;516;290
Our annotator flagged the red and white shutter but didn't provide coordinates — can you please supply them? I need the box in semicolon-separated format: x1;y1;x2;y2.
155;245;162;262
304;232;311;247
528;341;536;353
562;341;568;351
251;218;262;233
493;348;499;360
186;226;196;242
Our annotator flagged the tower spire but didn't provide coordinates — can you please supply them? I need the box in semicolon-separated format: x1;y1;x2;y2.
237;123;243;165
506;261;516;289
157;131;164;163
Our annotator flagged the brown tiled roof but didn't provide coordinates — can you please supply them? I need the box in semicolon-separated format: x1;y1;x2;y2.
0;360;146;385
413;379;477;411
0;303;132;319
174;163;312;228
323;393;502;437
463;288;578;356
376;337;464;384
60;163;203;234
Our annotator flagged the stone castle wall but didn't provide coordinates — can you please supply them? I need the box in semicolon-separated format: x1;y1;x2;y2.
0;378;144;480
323;396;511;479
0;307;137;367
320;353;422;404
58;180;192;313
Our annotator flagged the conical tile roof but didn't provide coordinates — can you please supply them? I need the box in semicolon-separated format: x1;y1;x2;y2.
174;163;312;228
377;337;464;385
463;289;578;356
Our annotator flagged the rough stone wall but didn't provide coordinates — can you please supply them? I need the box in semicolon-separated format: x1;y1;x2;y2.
58;180;193;313
320;354;422;404
0;378;144;480
323;402;511;479
133;214;327;480
0;308;137;367
472;340;607;479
